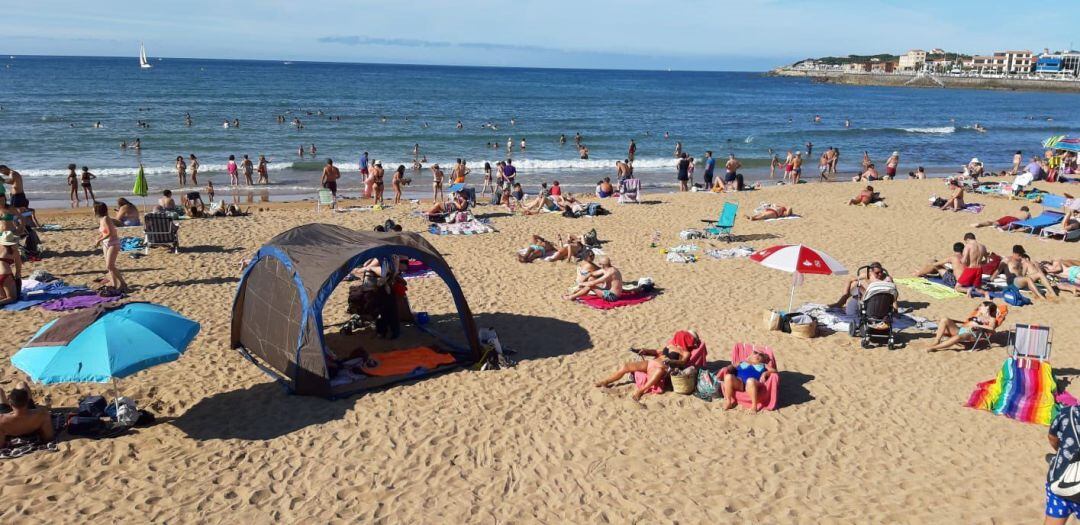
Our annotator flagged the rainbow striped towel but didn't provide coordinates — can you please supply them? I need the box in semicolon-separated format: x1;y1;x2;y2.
965;357;1059;426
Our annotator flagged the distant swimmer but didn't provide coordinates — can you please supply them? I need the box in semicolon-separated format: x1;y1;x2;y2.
298;145;305;158
456;120;463;129
223;119;230;129
510;117;516;126
844;118;851;128
559;134;567;145
579;145;590;160
663;131;670;139
574;132;582;145
310;143;317;156
120;141;127;149
805;141;813;157
232;118;240;128
507;137;513;151
814;115;821;123
133;138;141;150
413;143;421;160
673;141;683;158
520;138;526;151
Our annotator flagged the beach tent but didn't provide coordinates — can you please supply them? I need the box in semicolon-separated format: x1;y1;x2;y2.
230;224;481;397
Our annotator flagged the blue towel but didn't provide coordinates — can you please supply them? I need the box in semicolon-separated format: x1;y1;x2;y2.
3;281;91;311
120;237;146;252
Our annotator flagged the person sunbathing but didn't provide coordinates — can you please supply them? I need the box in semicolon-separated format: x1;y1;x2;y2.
520;194;560;215
1062;209;1080;233
113;198;141;227
546;234;586;263
915;242;964;281
924;301;998;352
564;256;623;301
574;250;599;284
0;383;54;447
1041;258;1080;296
746;203;793;221
596;178;614;198
428;191;468;216
832;261;893;309
971;206;1029;229
518;235;555;263
941;180;965;212
847;185;877;206
719;348;776;412
594;331;700;401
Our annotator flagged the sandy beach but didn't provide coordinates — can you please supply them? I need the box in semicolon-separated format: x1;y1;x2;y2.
1;177;1078;523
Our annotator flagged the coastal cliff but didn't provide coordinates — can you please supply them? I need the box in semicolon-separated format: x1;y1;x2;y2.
769;68;1080;93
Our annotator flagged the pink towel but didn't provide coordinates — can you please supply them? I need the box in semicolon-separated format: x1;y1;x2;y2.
578;289;656;310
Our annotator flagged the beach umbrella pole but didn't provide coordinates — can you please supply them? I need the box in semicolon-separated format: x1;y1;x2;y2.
111;378;123;422
786;272;799;314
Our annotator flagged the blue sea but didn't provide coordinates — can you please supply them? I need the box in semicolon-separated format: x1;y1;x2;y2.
1;55;1078;203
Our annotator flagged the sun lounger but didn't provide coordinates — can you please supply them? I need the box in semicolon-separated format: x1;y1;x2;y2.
718;343;780;411
1005;194;1067;235
1039;223;1080;242
705;201;738;241
143;213;180;254
1010;324;1052;361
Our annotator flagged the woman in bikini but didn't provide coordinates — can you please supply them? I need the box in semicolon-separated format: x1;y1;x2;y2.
257;155;269;185
574;250;599;284
518;235;555;263
175;156;187;187
80;166;97;203
0;231;22;306
481;162;494;198
746;203;793;221
189;154;200;185
924;301;998;352
92;202;128;291
226;155;239;186
719;348;776;412
392;165;405;205
595;331;701;401
372;162;385;206
546;234;585;263
66;164;80;206
113;198;140;227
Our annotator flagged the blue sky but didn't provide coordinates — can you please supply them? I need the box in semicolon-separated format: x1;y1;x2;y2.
3;1;1077;70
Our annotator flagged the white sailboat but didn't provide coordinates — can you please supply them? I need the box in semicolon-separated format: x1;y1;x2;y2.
139;42;152;69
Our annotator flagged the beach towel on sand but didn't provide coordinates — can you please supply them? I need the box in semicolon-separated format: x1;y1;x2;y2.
39;293;123;312
577;288;657;310
428;219;495;236
3;281;91;311
360;347;456;377
794;303;937;333
120;237;146;252
894;277;966;300
402;259;436;279
966;357;1061;426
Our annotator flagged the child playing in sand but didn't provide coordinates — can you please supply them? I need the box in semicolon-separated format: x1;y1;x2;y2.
80;166;97;203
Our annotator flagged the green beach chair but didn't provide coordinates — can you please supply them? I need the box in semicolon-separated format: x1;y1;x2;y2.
705;202;738;241
316;188;336;212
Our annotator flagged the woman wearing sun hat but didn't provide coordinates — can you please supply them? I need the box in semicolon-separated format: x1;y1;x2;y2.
594;330;708;401
0;230;22;306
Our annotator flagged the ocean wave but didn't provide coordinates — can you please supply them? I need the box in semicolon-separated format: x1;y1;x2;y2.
18;161;297;178
900;126;955;134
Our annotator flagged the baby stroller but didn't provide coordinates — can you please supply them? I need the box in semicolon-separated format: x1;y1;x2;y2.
848;277;899;350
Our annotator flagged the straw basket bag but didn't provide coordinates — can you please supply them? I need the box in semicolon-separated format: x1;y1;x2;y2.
790;319;818;339
670;366;697;395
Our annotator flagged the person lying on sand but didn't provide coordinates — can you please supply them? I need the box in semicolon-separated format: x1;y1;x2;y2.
719;348;776;412
546;234;587;263
1041;258;1080;296
595;330;700;401
971;206;1029;229
848;185;878;206
564;256;622;301
746;203;792;221
518;235;555;263
923;301;998;352
915;242;965;281
0;382;54;447
1062;209;1080;234
941;180;965;212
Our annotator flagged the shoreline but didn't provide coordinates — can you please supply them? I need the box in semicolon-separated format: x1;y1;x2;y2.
769;68;1080;93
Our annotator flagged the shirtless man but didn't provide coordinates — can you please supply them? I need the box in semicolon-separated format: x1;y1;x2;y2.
790;152;803;185
158;189;177;210
321;159;341;197
992;246;1057;300
615;160;629;181
885;152;900;180
971;206;1029;229
955;232;987;294
724;154;742;191
0;383;54;446
563;256;624;301
916;242;965;280
431;164;445;203
0;165;28;210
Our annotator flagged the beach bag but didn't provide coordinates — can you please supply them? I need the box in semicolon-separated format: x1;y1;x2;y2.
586;203;601;216
1002;285;1032;307
929;196;946;208
694;369;721;401
104;397;140;427
77;396;107;418
65;415;105;436
670;366;697;395
634;277;655;293
1051;409;1080;503
941;269;957;287
763;310;782;331
790;318;818;339
582;229;599;247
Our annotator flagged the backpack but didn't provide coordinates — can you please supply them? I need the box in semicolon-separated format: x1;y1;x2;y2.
582;229;599;247
1002;285;1031;307
77;396;107;418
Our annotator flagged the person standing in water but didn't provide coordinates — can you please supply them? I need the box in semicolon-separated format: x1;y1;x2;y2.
241;155;254;185
392;165;405;205
80;166;97;202
805;141;813;158
189;154;200;185
702;151;715;190
257;155;269;184
628;139;637;162
66;164;80;206
0;165;28;211
676;153;690;192
175;155;187;187
227;155;239;186
298;145;305;158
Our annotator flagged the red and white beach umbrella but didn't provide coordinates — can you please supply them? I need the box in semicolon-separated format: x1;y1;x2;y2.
750;244;848;312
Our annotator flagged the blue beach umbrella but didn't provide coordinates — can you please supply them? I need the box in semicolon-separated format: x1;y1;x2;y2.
1044;135;1080;153
12;303;199;394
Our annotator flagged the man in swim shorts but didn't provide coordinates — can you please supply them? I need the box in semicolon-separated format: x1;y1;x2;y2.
321;158;341;197
971;206;1030;229
0;166;27;210
955;232;987;293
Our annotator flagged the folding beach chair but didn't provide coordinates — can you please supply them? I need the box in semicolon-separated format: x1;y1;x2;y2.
1009;324;1052;361
316;189;336;212
143;212;180;254
966;302;1009;351
1039;223;1080;242
705;201;738;241
618;178;641;203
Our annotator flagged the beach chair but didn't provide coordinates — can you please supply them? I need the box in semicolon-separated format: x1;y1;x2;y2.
1006;194;1066;235
1009;324;1052;361
718;343;780;411
1039;223;1080;242
618;178;641;203
316;189;336;212
143;212;179;254
966;302;1009;351
705;202;738;241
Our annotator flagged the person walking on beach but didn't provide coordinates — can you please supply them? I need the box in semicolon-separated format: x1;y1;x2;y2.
80;166;97;202
66;164;80;206
783;150;794;182
628;139;636;162
392;165;405;205
321;159;340;198
92;202;127;292
885;151;900;180
769;150;780;179
819;150;830;181
676;153;690;191
176;155;187;187
703;151;715;190
257;155;269;184
360;151;373;198
830;148;840;174
189;154;200;185
241;155;254;186
372;161;385;206
227;155;239;186
432;164;445;203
